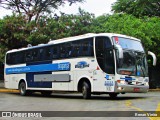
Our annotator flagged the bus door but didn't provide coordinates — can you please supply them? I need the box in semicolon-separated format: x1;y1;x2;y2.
93;36;115;92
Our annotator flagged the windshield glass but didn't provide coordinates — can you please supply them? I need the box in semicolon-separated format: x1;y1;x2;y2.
113;37;148;77
114;36;144;51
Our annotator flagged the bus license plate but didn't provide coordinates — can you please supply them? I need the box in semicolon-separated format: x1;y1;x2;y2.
134;88;140;92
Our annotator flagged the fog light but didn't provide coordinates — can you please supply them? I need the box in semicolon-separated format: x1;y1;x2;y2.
117;87;124;90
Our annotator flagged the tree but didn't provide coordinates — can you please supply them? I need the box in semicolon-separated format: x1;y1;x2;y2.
93;14;160;64
0;8;95;50
0;0;84;22
0;8;95;73
91;14;110;33
112;0;160;17
45;8;95;39
0;14;28;49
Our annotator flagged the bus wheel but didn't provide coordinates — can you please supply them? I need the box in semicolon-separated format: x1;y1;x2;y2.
82;82;91;99
109;93;118;99
41;91;52;96
19;82;27;96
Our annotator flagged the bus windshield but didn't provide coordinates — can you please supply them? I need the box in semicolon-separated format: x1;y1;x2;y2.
113;37;148;77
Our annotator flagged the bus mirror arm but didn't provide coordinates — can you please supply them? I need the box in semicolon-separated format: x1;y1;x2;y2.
114;44;123;59
148;51;157;66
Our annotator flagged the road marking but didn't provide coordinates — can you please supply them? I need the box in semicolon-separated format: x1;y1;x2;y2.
155;102;160;111
125;100;144;111
152;102;160;120
0;89;19;93
125;100;152;119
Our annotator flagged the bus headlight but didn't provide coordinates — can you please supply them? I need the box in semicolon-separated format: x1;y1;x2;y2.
117;80;125;84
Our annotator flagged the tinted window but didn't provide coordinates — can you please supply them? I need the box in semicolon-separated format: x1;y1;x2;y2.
71;41;81;57
6;38;94;65
80;38;93;56
95;37;115;74
52;45;59;59
66;43;72;58
59;43;66;58
6;51;25;65
25;50;33;62
45;47;52;60
32;49;39;61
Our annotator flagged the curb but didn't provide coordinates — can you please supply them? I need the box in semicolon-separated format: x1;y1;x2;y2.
0;89;19;93
149;89;160;92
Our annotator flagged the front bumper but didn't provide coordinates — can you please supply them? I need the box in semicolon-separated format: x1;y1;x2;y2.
115;84;149;93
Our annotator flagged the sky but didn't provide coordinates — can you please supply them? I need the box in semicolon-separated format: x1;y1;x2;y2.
0;0;117;18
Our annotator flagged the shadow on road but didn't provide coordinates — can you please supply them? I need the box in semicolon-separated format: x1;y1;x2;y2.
9;92;148;101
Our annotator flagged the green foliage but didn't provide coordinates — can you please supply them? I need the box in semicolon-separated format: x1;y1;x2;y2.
45;8;95;39
0;8;160;66
91;14;110;33
0;14;28;49
93;14;160;64
112;0;160;17
0;9;95;64
105;14;154;47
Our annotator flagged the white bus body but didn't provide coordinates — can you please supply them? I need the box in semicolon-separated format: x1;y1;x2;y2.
4;33;156;99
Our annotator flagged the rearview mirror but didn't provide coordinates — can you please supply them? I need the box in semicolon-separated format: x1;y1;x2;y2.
148;51;157;66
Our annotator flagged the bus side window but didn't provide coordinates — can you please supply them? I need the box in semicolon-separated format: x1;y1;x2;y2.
10;53;15;64
59;43;66;58
16;52;24;64
71;41;80;57
89;39;94;56
7;53;15;65
6;52;24;65
6;53;11;65
45;47;52;60
39;48;45;61
53;45;59;59
25;50;33;62
80;41;88;56
66;43;72;58
32;49;39;62
81;38;93;56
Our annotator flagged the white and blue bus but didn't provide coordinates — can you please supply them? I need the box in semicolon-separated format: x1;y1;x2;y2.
4;33;156;99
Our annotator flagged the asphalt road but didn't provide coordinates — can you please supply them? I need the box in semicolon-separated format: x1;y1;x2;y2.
0;92;160;120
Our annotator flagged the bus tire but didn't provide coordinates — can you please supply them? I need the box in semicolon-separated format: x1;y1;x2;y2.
109;93;118;99
19;81;28;96
82;82;91;99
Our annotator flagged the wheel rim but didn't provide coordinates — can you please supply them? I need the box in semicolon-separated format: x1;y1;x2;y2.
20;83;25;94
82;85;86;96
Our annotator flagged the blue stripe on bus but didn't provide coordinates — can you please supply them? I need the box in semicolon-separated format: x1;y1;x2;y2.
5;62;70;74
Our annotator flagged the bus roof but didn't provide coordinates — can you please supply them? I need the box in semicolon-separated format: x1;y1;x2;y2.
6;33;140;53
48;33;140;44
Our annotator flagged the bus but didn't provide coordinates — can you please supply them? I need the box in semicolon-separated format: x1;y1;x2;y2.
4;33;156;99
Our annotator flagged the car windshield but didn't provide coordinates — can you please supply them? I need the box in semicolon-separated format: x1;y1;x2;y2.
113;37;148;77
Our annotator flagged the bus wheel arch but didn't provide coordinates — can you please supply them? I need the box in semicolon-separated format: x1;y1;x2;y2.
78;78;91;99
18;79;31;96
